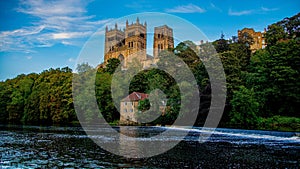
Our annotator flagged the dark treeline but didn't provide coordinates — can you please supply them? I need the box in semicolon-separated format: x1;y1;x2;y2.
0;13;299;131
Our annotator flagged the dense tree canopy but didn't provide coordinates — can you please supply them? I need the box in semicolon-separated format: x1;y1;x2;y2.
0;13;299;131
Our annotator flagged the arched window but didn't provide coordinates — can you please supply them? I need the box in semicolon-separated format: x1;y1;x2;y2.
118;54;124;62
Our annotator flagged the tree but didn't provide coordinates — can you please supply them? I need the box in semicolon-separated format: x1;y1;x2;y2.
212;33;230;53
173;42;199;69
229;42;252;70
23;67;75;125
274;12;300;39
6;75;35;124
0;82;11;123
95;71;119;123
136;98;155;124
129;71;148;93
229;86;259;128
76;62;93;73
265;24;286;46
246;40;300;117
105;58;120;74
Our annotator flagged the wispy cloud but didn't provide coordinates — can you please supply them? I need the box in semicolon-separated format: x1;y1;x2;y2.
51;32;93;40
0;25;46;52
166;4;206;13
0;0;113;53
125;1;153;11
228;8;253;16
228;6;279;16
261;7;279;12
210;3;222;12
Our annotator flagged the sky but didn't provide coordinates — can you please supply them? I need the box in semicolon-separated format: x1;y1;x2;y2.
0;0;299;81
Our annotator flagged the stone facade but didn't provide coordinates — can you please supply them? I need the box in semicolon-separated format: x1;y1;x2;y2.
153;25;174;58
119;92;148;125
238;28;266;52
104;18;174;69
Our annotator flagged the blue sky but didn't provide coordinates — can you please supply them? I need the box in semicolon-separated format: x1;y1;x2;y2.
0;0;299;81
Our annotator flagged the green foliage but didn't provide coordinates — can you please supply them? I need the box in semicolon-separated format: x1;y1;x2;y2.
1;13;299;131
138;99;150;112
226;13;300;130
1;67;76;125
174;42;199;69
76;62;93;73
95;71;118;122
245;39;300;117
73;65;102;124
105;58;120;74
212;33;230;53
258;116;300;131
0;82;11;123
229;86;259;128
136;98;160;124
265;24;286;46
266;12;300;45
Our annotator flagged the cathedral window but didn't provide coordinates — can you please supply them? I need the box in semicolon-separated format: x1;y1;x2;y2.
108;37;114;41
116;36;122;41
128;31;135;37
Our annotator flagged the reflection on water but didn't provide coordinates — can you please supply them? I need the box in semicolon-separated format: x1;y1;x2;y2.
119;126;140;158
0;125;299;168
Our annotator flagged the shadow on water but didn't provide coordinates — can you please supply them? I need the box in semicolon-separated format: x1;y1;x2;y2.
0;125;299;168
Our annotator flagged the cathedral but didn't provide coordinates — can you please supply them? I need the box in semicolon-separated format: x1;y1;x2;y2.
104;18;174;69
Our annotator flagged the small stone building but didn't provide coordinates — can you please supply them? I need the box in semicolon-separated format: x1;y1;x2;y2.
119;92;148;125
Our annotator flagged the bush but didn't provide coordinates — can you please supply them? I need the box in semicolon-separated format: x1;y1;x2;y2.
258;116;300;131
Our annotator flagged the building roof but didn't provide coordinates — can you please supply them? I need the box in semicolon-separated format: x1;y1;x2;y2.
154;25;172;30
121;92;148;102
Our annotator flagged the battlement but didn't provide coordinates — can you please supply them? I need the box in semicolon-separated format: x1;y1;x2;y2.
104;18;173;69
105;17;146;34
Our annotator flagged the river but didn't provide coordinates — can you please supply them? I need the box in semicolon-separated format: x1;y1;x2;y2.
0;125;299;168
